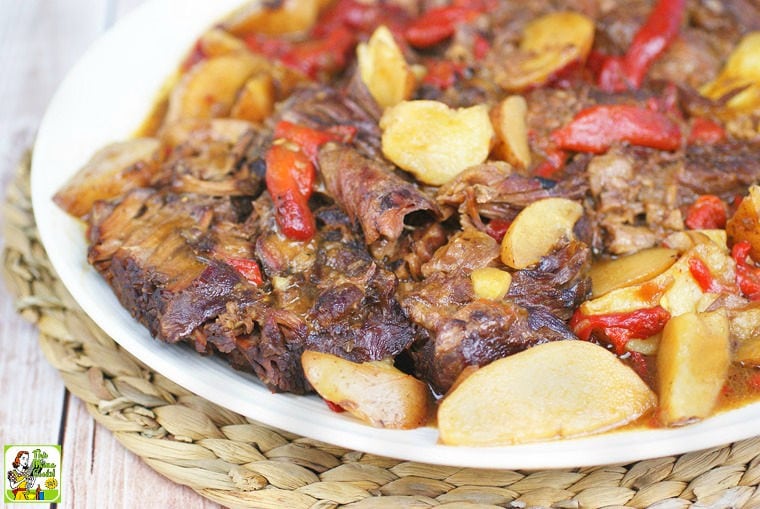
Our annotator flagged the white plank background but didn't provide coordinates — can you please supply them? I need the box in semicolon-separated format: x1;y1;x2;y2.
0;1;222;507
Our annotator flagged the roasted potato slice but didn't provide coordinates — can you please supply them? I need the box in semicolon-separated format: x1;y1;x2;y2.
490;95;531;169
195;28;248;58
657;310;730;426
581;242;735;317
438;341;656;445
166;53;263;123
224;0;322;36
589;247;679;298
500;198;583;269
301;351;431;429
53;138;161;218
358;26;416;109
663;229;728;253
727;185;760;261
499;12;595;91
380;100;494;185
471;267;512;300
700;32;760;112
230;73;276;122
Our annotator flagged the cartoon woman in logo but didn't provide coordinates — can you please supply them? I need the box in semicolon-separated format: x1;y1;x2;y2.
7;450;36;500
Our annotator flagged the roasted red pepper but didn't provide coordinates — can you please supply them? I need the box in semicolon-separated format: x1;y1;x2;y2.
685;195;727;230
312;0;410;38
324;399;346;413
485;218;512;242
274;121;356;161
551;104;682;154
422;59;466;89
570;306;671;355
245;27;356;79
597;0;686;91
687;256;721;293
532;148;568;178
688;117;727;145
265;143;316;241
404;6;481;48
226;257;264;286
732;241;760;300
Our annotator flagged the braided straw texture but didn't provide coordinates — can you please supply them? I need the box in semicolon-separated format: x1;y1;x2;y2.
5;154;760;509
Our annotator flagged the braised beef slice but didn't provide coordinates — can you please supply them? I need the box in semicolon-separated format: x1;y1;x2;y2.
318;144;440;244
436;163;587;230
277;84;382;160
88;190;256;344
508;240;593;321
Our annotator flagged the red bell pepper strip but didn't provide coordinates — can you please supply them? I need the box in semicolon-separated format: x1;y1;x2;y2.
687;256;722;293
732;241;760;300
688;117;727;145
245;27;356;79
685;195;727;230
597;0;686;91
748;372;760;391
485;217;512;242
311;0;410;38
273;121;356;161
570;306;671;355
226;257;264;286
265;143;316;241
421;59;466;90
551;104;682;154
404;6;481;48
532;148;568;178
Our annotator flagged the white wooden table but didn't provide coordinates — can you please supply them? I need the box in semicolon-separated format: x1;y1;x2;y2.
0;2;222;507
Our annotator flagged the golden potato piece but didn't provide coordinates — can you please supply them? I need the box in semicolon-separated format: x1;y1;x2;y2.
657;310;730;426
438;341;656;446
166;53;262;123
700;32;760;112
196;28;248;58
589;247;679;298
224;0;321;36
301;351;431;429
491;95;531;169
500;198;583;269
581;242;734;317
358;26;416;109
231;73;276;122
471;267;512;300
53;138;161;218
664;229;728;254
499;12;595;91
727;185;760;261
380;100;494;186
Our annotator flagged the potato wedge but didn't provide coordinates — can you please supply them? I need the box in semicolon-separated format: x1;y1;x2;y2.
581;242;735;317
230;73;276;122
380;100;494;186
589;248;679;298
500;198;583;269
53;138;161;218
301;351;431;429
657;310;730;426
471;267;512;300
196;28;248;59
727;185;760;261
664;229;728;253
438;341;656;445
490;95;531;169
700;32;760;112
166;53;262;123
224;0;321;36
499;12;595;91
358;26;416;109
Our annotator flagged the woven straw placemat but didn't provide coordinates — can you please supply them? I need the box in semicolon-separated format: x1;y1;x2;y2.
5;153;760;509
